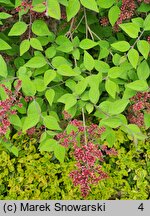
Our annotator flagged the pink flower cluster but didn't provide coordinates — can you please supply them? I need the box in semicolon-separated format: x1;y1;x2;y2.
114;0;136;31
16;0;33;12
56;114;117;197
137;0;150;4
100;0;150;31
26;126;36;136
101;145;118;156
63;110;72;120
15;0;47;19
100;17;109;27
69;141;118;197
127;92;150;127
0;81;22;135
147;36;150;44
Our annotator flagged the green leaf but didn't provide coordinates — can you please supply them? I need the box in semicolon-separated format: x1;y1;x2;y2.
100;116;124;128
119;23;140;38
27;101;41;115
15;0;21;7
58;93;77;110
65;79;76;92
123;87;137;100
106;130;116;147
122;124;146;140
45;89;55;106
20;39;30;56
47;0;61;20
39;139;58;152
79;39;98;50
105;79;117;99
99;48;109;59
111;41;130;52
0;0;14;7
97;0;115;9
108;66;123;79
20;75;36;96
89;86;100;104
11;146;19;157
52;56;71;68
9;115;22;128
137;60;150;80
0;55;7;78
39;131;48;143
84;51;95;71
44;70;56;86
109;99;129;115
138;2;150;13
34;78;46;92
72;48;80;60
57;64;78;76
8;21;27;36
80;0;99;12
108;5;120;26
143;13;150;31
57;41;73;53
0;38;11;50
144;112;150;129
32;20;52;36
95;60;110;73
32;3;46;12
127;48;139;69
44;115;61;130
126;80;148;91
0;12;12;19
99;40;109;49
22;114;40;132
56;35;69;44
137;40;150;59
86;103;94;114
88;73;102;88
30;38;43;51
58;0;68;6
75;78;88;95
54;144;66;163
45;46;56;59
132;17;144;28
66;0;80;21
25;56;47;68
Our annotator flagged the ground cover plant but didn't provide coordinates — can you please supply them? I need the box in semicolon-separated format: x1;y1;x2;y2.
0;0;150;199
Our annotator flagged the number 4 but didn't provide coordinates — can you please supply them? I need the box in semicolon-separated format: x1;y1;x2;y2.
138;203;144;211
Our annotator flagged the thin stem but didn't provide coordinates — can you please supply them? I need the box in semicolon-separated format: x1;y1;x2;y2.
84;8;88;38
130;30;144;49
94;104;111;117
46;58;56;70
87;26;94;40
28;12;32;39
82;107;87;145
0;77;18;83
90;30;101;41
71;15;84;36
65;17;75;38
65;18;78;67
84;8;100;41
47;81;65;89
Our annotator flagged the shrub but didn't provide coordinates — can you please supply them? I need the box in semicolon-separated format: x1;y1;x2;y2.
0;134;80;200
0;131;149;200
